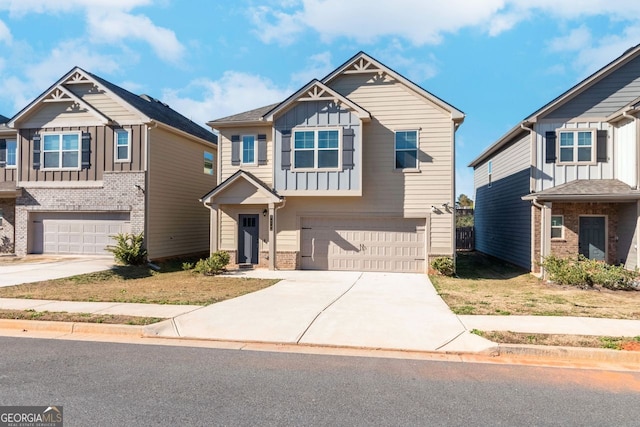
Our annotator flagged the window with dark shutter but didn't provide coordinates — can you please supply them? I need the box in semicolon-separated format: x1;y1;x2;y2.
342;128;355;169
33;134;41;170
231;135;240;165
597;129;607;162
81;132;91;169
545;131;556;163
257;134;267;165
281;130;291;170
0;139;5;168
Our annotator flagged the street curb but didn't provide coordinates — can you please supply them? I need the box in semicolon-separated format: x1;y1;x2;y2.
481;344;640;364
0;319;144;337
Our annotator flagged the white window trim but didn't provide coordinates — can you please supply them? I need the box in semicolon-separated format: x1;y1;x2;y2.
5;139;17;169
291;128;342;171
114;128;131;163
241;135;257;165
551;215;564;240
41;131;82;171
394;129;420;171
487;160;492;188
557;129;596;165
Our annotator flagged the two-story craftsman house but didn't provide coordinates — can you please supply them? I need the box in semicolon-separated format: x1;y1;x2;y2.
202;52;464;272
1;67;217;259
470;44;640;273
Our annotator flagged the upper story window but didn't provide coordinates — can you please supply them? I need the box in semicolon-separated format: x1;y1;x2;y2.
242;135;255;164
395;130;418;169
293;129;339;169
43;132;80;170
204;151;214;175
488;160;492;188
559;130;593;163
1;139;17;168
114;129;131;162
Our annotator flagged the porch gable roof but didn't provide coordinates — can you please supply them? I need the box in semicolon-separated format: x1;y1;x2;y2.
200;170;282;205
522;179;640;202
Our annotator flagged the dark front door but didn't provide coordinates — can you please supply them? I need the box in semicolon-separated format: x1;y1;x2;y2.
579;216;606;261
238;214;259;264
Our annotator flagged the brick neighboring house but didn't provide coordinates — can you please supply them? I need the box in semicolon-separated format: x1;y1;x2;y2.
470;44;640;273
1;67;217;259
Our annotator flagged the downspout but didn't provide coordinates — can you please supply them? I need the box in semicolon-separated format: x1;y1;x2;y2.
272;197;286;270
145;121;157;259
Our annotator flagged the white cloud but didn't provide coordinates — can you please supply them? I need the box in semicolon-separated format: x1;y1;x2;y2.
87;10;184;63
161;72;291;127
0;19;11;44
0;0;152;16
290;51;334;84
548;26;592;52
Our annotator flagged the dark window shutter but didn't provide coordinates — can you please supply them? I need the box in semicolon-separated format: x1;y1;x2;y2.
281;130;291;170
81;132;91;169
231;135;240;165
33;134;41;170
257;134;267;165
597;130;607;162
545;131;556;163
0;139;5;168
342;128;355;169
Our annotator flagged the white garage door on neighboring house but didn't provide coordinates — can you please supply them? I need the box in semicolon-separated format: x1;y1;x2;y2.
301;217;426;273
30;212;131;255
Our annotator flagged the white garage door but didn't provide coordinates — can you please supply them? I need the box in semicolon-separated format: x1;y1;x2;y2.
301;217;426;273
31;212;131;255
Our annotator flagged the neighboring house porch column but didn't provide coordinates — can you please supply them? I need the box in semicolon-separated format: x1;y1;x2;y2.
268;202;275;270
533;199;551;276
209;203;219;254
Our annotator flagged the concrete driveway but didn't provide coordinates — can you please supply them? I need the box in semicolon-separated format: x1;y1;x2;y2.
0;256;116;287
147;270;493;352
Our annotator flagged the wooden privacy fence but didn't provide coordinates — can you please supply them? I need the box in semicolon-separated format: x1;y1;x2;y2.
456;227;474;251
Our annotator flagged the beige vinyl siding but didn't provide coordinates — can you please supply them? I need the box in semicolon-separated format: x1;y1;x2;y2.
20;103;97;129
329;73;455;254
17;125;145;183
147;126;217;259
219;126;273;185
219;206;269;253
69;83;141;124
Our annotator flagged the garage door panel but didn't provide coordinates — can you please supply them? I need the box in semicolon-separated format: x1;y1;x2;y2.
301;217;426;273
31;212;130;255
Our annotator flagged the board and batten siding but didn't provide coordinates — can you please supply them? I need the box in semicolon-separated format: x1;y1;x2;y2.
273;100;361;193
0;130;17;183
545;55;640;119
218;126;273;186
147;126;216;259
474;132;532;269
614;118;637;188
534;121;613;192
17;125;145;183
326;73;455;254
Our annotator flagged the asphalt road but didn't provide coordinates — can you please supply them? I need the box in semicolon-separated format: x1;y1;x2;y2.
1;337;639;426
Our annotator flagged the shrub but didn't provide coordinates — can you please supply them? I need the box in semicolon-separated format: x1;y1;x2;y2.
193;251;230;275
107;232;147;266
541;255;636;290
181;262;195;271
431;256;455;276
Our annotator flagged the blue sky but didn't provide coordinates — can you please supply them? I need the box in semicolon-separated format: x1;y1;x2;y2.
1;1;640;199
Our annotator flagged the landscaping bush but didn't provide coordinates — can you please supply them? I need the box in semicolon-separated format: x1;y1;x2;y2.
431;256;455;276
541;255;636;290
193;251;230;275
107;232;147;265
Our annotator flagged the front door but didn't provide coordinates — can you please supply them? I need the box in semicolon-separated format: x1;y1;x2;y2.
579;216;606;261
238;214;259;264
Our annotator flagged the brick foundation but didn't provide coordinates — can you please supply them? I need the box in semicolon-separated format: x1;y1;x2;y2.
0;198;15;253
224;249;299;270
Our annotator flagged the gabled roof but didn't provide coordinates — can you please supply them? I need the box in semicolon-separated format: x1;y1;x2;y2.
470;44;640;167
200;169;282;204
607;95;640;122
322;51;465;122
522;179;640;202
262;80;371;122
206;51;464;128
9;67;217;145
0;114;9;124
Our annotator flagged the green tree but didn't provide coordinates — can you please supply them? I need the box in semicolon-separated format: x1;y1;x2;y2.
457;194;474;208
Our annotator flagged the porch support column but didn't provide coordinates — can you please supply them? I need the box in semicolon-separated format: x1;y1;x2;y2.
268;202;276;270
637;200;640;270
209;203;219;254
540;201;552;273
